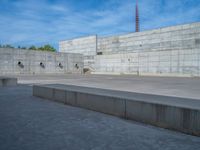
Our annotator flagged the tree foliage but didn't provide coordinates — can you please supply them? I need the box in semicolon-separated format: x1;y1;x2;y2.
0;44;14;48
37;45;56;52
29;46;37;50
0;44;56;52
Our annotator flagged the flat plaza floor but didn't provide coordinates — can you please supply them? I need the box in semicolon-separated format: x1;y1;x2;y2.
0;74;200;150
18;74;200;99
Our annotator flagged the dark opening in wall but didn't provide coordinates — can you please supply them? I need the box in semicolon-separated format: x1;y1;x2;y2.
40;62;45;68
75;64;79;69
58;63;63;69
83;68;90;74
97;52;103;55
18;61;24;68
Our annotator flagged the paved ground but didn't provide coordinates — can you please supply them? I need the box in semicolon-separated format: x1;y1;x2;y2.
0;85;200;150
15;74;200;100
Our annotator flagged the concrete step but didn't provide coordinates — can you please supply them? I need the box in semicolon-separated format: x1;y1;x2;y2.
0;77;17;87
33;84;200;136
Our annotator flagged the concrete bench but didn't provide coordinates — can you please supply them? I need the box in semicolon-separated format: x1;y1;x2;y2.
0;77;17;87
33;84;200;136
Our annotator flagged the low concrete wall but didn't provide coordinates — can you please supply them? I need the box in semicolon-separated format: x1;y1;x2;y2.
0;77;17;87
0;48;84;75
33;84;200;136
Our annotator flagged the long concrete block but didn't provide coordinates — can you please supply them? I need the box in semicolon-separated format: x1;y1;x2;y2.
33;86;54;100
126;100;200;135
65;91;77;106
33;85;125;117
76;92;125;117
33;84;200;136
0;77;17;87
53;89;66;103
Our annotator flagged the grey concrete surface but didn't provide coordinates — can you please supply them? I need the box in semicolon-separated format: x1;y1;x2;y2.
33;84;200;135
60;22;200;77
59;35;97;69
33;85;126;117
0;85;200;150
15;74;200;100
33;84;200;109
0;48;83;75
0;77;17;87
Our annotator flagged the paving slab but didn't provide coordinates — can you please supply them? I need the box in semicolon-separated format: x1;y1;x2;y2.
15;74;200;100
0;85;200;150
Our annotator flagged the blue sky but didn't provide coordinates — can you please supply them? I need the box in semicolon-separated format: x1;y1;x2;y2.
0;0;200;50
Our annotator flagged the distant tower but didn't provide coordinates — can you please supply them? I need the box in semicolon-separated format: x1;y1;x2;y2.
135;0;140;32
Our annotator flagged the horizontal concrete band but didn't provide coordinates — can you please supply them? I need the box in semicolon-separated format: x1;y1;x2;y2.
33;84;200;136
0;77;17;87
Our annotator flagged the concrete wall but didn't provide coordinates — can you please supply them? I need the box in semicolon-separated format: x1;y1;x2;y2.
95;22;200;76
97;22;200;54
94;49;200;77
0;48;83;75
59;22;200;77
59;35;97;70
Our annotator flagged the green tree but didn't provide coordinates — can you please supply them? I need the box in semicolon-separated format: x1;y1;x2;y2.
37;44;56;52
21;47;27;49
0;44;56;52
37;46;44;51
3;44;14;48
29;46;37;50
43;44;56;52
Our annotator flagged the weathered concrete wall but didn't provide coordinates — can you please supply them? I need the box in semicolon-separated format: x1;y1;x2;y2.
94;49;200;77
59;35;97;70
95;22;200;76
97;23;200;54
0;48;83;75
59;22;200;77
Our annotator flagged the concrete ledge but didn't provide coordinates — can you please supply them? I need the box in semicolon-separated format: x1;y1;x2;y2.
33;84;200;136
0;77;17;87
76;93;125;117
92;72;194;77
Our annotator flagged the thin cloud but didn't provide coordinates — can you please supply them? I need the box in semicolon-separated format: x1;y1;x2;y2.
0;0;199;49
